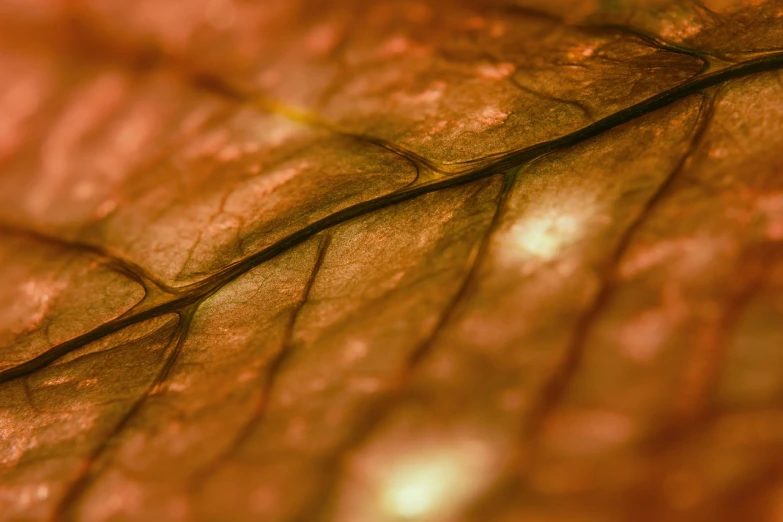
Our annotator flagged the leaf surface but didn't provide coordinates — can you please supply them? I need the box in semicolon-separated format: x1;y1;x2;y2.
1;1;783;521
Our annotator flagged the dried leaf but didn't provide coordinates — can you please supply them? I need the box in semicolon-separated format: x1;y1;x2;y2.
1;1;782;521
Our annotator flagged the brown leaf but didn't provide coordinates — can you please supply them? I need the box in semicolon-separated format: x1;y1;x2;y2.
1;1;782;521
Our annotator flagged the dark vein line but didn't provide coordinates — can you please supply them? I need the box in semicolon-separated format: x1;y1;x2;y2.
492;3;716;66
189;72;439;177
187;235;331;490
673;246;778;427
404;172;516;372
508;76;594;120
3;51;783;386
466;90;718;517
0;223;173;296
629;246;783;522
295;172;517;522
521;91;716;456
54;309;195;522
589;23;724;68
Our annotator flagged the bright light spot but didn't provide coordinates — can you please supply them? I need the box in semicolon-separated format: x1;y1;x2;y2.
476;106;508;126
343;339;367;363
385;482;431;517
36;485;49;500
508;212;581;261
336;436;501;522
477;62;515;80
381;455;463;518
394;81;446;106
1;278;65;336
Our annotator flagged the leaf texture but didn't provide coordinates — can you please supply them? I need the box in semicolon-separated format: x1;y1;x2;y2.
1;1;783;521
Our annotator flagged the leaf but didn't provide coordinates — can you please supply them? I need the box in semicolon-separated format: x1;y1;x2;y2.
1;1;782;521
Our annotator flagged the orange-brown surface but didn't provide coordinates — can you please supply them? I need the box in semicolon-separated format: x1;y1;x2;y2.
1;1;783;521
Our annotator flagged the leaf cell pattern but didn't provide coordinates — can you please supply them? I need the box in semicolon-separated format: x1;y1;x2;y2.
1;1;783;521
